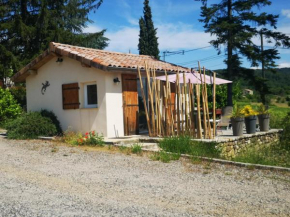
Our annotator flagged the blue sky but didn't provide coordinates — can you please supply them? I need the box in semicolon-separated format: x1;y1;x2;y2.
85;0;290;70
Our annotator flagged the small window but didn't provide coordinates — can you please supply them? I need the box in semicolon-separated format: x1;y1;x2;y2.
84;83;98;108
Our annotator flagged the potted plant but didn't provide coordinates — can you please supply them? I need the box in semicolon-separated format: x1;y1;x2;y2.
257;104;270;132
230;104;244;136
241;105;258;134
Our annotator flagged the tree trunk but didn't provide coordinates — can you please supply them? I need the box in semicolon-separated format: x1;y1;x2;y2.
227;0;233;106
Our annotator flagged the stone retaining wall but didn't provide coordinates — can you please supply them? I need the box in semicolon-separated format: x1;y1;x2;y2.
216;130;283;159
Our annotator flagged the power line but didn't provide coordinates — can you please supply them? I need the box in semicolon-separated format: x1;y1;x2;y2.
162;45;212;61
176;54;226;66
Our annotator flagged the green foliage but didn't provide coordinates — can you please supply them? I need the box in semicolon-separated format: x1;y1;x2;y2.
150;151;180;163
5;112;57;139
234;143;290;168
280;112;290;150
131;144;142;155
40;109;62;135
61;129;105;147
199;0;290;104
159;136;220;158
8;86;26;109
257;103;269;115
0;0;107;80
231;104;244;118
0;87;22;124
138;0;160;59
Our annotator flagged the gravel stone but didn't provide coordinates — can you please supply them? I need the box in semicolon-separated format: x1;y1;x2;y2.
0;138;289;216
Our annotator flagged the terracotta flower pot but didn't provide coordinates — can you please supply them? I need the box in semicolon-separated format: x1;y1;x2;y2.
258;114;270;132
231;117;244;136
245;115;257;134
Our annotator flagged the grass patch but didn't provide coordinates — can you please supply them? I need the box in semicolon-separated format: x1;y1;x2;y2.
159;135;220;158
234;143;290;168
150;151;181;163
131;144;142;155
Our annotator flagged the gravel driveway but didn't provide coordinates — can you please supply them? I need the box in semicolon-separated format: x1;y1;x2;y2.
0;138;289;217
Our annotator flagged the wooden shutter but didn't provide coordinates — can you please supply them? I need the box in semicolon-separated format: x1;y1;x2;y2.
62;83;80;110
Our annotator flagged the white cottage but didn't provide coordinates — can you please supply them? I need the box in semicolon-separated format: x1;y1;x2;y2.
12;42;189;137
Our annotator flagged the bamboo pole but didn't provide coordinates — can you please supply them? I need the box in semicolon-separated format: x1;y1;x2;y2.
203;67;212;139
183;72;189;134
152;69;159;135
198;62;207;138
176;70;181;135
190;83;196;137
137;66;151;136
145;64;155;136
213;72;216;138
196;62;203;138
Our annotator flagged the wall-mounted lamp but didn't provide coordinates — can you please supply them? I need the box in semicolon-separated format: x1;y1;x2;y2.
56;57;63;63
113;77;121;84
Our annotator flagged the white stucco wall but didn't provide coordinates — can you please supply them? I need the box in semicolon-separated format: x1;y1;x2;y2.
26;57;124;137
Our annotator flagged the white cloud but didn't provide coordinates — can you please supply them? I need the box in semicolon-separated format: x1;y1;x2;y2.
156;23;213;50
105;27;139;52
278;62;290;68
83;22;214;54
282;9;290;18
83;25;103;33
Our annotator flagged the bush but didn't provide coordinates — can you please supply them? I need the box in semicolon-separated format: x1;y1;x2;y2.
9;86;26;109
0;87;22;125
40;109;62;135
5;112;57;139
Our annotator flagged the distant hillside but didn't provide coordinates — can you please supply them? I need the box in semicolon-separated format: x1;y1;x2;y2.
214;68;290;95
255;68;290;95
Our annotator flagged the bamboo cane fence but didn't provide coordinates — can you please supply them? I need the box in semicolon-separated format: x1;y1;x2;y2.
137;62;217;139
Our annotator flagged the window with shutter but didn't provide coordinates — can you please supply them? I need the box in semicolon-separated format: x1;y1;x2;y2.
62;83;80;110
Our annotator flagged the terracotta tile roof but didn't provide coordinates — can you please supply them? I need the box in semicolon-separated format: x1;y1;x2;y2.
13;42;190;82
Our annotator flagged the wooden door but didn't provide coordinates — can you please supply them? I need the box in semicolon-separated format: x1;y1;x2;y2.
122;74;139;135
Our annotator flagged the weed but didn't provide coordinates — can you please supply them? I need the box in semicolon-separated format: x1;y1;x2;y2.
191;156;202;164
246;165;256;170
63;154;68;157
51;147;59;153
118;146;127;152
203;162;212;170
225;171;233;176
150;153;161;161
202;170;210;175
159;151;171;163
131;144;142;155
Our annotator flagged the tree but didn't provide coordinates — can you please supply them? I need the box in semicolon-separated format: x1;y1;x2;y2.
199;0;290;105
0;0;108;84
138;0;160;59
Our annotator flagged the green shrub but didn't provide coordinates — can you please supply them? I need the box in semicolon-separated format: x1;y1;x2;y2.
9;86;26;109
0;87;22;125
40;109;62;135
5;112;57;139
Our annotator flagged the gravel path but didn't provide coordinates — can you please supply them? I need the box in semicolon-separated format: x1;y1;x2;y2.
0;138;289;217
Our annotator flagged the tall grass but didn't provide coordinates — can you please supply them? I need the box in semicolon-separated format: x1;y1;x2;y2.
159;136;220;158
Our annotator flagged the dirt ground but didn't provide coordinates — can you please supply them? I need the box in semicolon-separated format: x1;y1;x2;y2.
0;138;289;217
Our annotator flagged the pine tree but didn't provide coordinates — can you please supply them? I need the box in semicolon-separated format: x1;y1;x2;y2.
0;0;108;83
138;0;160;59
199;0;290;105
